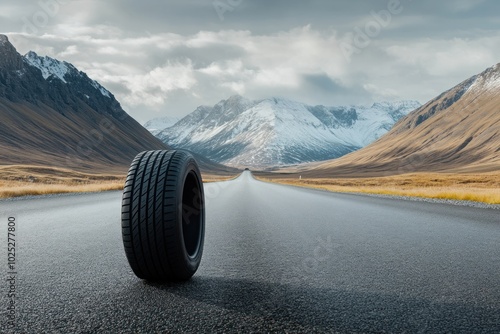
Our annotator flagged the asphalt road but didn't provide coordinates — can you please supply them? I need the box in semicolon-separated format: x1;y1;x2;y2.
0;171;499;333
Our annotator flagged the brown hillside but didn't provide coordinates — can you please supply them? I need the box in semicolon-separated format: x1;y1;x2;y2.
0;35;168;173
298;63;500;177
0;97;167;173
0;35;238;176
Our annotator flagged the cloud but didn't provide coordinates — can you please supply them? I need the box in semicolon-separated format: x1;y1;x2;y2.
449;0;487;12
125;61;197;106
385;37;499;76
58;44;78;57
2;1;500;123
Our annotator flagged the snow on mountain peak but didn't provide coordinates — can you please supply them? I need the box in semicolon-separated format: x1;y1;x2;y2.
481;63;500;91
371;100;421;111
91;80;111;98
24;51;71;83
23;50;111;98
154;96;421;168
467;63;500;94
218;95;253;111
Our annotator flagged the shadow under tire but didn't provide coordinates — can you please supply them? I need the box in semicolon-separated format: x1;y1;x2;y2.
121;150;205;281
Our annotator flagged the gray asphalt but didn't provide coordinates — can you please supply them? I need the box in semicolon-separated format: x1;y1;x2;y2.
0;171;499;333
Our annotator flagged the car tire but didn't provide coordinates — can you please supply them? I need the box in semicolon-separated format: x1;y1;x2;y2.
121;150;205;281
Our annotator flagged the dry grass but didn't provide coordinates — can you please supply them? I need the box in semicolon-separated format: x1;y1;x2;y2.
0;165;239;199
202;174;238;183
257;172;500;205
0;181;125;199
0;165;126;199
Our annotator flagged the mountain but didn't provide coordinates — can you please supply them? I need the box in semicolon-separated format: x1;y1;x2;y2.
0;34;167;173
154;95;420;168
301;63;500;177
144;116;180;136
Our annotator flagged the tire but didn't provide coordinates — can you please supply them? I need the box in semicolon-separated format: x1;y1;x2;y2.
121;150;205;281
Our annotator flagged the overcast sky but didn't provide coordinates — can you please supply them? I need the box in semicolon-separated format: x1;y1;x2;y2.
2;0;500;123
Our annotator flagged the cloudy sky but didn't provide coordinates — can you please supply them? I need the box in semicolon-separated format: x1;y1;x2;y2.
1;0;499;123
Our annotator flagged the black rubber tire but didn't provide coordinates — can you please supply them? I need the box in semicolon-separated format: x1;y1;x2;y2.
121;150;205;281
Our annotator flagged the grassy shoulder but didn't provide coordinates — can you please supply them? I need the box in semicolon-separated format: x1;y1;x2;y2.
201;174;239;183
0;165;239;199
0;165;126;199
255;172;500;205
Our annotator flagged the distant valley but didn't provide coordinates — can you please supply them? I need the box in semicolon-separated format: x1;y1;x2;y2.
1;32;498;183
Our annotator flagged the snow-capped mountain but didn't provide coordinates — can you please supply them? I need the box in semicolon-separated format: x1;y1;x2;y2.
154;95;420;168
144;116;180;135
0;37;121;118
24;51;74;83
0;34;167;171
24;50;111;98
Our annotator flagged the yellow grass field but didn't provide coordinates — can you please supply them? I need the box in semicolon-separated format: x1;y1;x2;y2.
202;175;238;183
0;165;125;199
0;165;237;199
257;172;500;205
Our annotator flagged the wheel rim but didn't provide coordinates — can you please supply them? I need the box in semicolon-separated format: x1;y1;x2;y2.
181;170;203;258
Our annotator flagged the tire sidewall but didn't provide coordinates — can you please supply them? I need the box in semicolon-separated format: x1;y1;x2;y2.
175;154;205;276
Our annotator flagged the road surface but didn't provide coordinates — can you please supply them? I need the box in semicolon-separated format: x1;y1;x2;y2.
1;171;499;333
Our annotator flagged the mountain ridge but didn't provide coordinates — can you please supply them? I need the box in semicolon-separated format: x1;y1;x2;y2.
0;34;167;173
296;62;500;176
153;95;421;168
